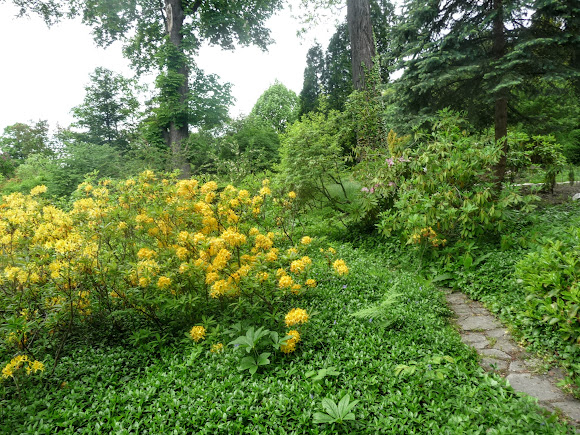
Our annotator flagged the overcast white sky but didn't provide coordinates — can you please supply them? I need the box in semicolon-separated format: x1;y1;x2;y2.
0;2;343;132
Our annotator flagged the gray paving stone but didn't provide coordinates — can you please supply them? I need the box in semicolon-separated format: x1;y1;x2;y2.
507;373;566;402
446;293;468;304
493;339;521;354
471;308;491;315
452;306;473;316
461;332;488;349
509;360;528;372
550;401;580;423
486;328;509;339
482;358;509;372
479;348;512;360
468;301;485;310
456;315;502;331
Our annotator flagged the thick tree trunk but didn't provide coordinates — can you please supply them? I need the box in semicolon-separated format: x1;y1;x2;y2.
492;0;508;187
347;0;375;91
165;0;191;179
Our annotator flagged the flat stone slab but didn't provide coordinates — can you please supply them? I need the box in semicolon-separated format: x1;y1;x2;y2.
482;358;509;372
461;333;488;349
456;315;502;331
452;306;473;316
446;293;468;304
493;338;521;354
507;373;566;402
479;348;512;360
550;401;580;423
509;360;528;372
485;328;509;338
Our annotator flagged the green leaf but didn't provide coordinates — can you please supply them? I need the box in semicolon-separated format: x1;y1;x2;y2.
257;353;271;366
321;398;340;419
239;356;257;371
313;412;336;424
337;395;359;417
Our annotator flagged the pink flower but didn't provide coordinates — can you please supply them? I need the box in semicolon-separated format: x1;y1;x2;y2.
361;187;370;193
386;158;394;167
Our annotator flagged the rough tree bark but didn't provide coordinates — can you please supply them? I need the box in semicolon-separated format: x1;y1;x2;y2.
492;0;508;187
165;0;191;179
347;0;375;91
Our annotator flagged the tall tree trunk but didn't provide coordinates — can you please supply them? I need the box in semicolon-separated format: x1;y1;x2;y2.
492;0;508;186
347;0;375;91
165;0;191;178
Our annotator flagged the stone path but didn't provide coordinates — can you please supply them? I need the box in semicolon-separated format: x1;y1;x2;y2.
445;291;580;428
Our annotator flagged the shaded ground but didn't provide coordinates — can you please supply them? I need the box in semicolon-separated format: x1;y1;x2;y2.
520;181;580;205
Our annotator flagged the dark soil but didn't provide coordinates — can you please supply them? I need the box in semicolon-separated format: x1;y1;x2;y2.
528;182;580;205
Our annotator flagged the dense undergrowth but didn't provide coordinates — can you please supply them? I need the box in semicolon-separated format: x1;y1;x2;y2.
2;242;574;433
429;200;580;398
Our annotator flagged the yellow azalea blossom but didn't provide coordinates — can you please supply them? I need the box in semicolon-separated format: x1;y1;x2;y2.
222;228;247;247
265;250;278;262
117;221;128;230
137;248;157;259
305;279;317;288
211;343;224;353
333;259;349;276
257;272;269;282
175;247;188;260
279;275;294;289
210;279;229;298
157;276;171;289
301;236;312;245
288;191;296;199
2;355;44;379
189;326;206;342
281;330;300;354
205;272;219;284
285;308;309;327
30;185;47;196
290;259;306;274
200;181;218;194
254;234;273;251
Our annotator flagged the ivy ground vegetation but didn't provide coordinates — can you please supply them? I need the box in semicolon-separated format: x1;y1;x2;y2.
0;175;576;432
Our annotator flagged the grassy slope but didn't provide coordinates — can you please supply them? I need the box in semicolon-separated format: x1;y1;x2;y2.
1;244;573;434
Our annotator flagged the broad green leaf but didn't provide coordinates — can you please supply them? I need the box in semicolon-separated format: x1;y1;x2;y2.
313;412;335;424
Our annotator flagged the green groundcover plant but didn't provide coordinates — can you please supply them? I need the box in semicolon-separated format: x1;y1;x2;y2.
1;244;573;433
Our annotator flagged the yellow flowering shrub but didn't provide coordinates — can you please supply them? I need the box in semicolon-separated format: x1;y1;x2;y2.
0;172;349;368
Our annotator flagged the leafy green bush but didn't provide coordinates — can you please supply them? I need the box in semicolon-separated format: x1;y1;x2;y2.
278;110;353;214
507;130;568;191
363;111;536;253
516;228;580;366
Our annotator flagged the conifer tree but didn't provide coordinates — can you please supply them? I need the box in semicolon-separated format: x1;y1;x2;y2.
393;0;580;183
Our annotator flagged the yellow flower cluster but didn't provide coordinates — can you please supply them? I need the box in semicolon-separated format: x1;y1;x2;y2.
2;355;44;379
280;330;300;354
285;308;309;327
410;227;447;247
332;259;349;276
189;326;206;342
290;256;312;274
210;343;224;353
